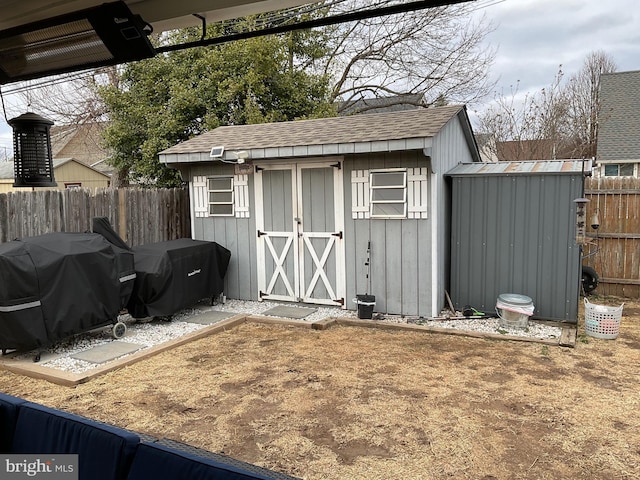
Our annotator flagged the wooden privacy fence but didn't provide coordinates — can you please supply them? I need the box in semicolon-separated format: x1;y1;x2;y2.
584;177;640;298
0;187;190;247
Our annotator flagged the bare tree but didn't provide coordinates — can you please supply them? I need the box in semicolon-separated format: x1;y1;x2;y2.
477;68;570;160
0;145;9;162
15;67;117;125
324;1;497;114
11;67;128;186
477;51;617;161
5;2;498;184
564;51;617;158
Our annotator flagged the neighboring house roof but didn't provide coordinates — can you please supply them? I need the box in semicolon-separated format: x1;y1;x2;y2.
50;122;113;173
0;158;110;180
338;94;426;116
495;139;576;161
597;70;640;162
160;105;480;163
53;157;111;178
447;159;593;177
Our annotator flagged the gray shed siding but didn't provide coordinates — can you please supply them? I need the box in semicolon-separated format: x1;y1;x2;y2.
431;116;475;311
343;150;432;316
450;173;582;322
171;109;477;317
189;164;258;301
343;114;474;317
432;115;476;173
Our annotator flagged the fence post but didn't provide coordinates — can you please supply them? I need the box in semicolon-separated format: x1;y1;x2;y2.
118;188;128;244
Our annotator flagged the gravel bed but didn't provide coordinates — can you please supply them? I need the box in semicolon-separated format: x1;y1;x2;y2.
11;299;561;374
16;315;209;374
408;317;561;339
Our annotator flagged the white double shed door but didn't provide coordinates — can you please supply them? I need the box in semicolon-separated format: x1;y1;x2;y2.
255;161;345;307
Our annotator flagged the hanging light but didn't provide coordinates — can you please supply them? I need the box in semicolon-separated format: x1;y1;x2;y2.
9;111;57;187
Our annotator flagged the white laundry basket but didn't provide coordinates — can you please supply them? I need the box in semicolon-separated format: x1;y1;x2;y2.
584;298;623;339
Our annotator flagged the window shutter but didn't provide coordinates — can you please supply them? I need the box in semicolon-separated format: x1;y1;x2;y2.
407;167;428;219
234;174;250;218
193;176;208;218
351;170;370;219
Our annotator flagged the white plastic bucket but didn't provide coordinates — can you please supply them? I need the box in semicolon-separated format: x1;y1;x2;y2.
496;293;534;328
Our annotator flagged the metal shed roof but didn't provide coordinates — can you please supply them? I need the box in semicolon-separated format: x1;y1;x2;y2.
446;159;593;176
159;105;479;164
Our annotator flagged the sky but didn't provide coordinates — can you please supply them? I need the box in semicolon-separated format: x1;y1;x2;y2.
1;0;639;156
469;0;640;117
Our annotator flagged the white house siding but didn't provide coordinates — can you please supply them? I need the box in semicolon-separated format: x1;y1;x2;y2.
343;150;433;317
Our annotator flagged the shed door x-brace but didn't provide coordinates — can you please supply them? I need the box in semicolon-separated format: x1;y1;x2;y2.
255;161;345;306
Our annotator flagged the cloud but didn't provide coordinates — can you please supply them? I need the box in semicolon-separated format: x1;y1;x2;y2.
475;0;640;95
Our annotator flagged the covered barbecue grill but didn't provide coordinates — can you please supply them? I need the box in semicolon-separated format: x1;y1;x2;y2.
0;232;135;355
92;217;231;319
126;238;231;319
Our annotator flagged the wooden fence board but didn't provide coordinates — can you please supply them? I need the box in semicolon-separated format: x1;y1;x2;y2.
0;187;190;247
584;177;640;298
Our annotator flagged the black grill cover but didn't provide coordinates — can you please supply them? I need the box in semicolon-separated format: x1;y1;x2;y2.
91;217;136;307
0;232;135;352
127;238;231;318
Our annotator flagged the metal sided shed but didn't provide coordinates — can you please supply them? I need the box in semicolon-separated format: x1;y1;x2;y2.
159;105;481;318
447;159;592;322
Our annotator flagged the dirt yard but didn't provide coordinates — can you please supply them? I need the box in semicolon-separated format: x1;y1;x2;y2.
1;295;639;480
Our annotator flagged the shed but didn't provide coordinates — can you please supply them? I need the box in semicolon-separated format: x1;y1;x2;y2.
159;105;480;317
447;159;592;322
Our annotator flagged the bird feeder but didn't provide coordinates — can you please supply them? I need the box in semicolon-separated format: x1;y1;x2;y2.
9;112;57;187
574;197;589;245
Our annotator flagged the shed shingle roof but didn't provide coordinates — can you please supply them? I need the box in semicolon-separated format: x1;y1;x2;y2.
160;105;465;156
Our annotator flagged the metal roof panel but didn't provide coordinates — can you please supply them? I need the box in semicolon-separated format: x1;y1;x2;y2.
446;159;592;176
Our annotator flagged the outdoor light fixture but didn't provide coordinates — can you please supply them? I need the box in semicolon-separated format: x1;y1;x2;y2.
234;151;249;164
9;112;57;187
0;1;155;84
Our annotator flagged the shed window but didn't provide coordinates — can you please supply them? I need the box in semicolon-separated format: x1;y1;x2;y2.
370;170;407;218
208;176;234;216
351;168;428;219
604;163;634;177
